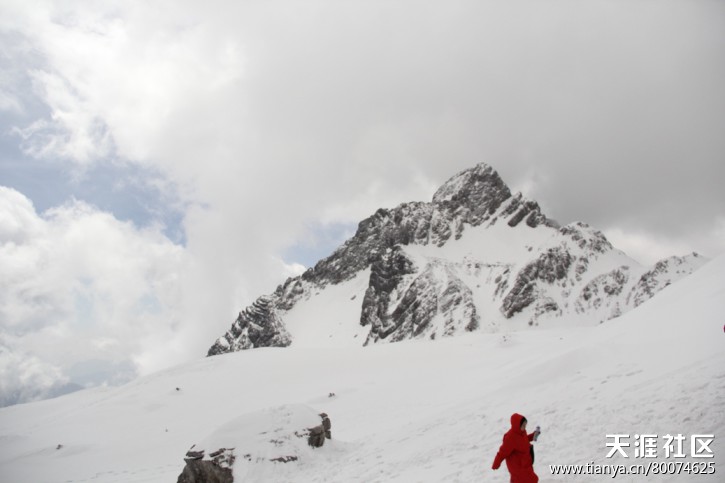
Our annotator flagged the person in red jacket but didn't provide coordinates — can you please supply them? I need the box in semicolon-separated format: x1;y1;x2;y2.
492;413;539;483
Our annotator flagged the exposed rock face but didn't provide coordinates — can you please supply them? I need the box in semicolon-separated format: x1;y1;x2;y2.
359;246;418;340
501;247;573;318
366;258;480;344
569;253;707;322
177;461;232;483
208;163;708;356
177;448;234;483
559;222;613;254
209;296;291;354
575;267;630;316
627;254;706;308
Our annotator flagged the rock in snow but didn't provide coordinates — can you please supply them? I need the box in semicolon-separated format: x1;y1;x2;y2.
208;163;707;355
176;405;333;482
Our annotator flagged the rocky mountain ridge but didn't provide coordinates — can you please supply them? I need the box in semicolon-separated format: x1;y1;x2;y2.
208;163;706;356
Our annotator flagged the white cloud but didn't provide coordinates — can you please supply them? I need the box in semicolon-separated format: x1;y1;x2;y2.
0;89;22;114
1;0;245;166
0;187;194;384
0;186;45;243
281;260;307;278
602;217;725;265
0;340;67;407
0;184;316;389
602;226;696;266
20;70;113;163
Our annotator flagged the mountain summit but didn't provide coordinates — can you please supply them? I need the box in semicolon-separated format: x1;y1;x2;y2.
208;163;705;355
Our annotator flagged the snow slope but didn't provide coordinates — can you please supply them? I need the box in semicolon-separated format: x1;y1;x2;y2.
0;255;723;482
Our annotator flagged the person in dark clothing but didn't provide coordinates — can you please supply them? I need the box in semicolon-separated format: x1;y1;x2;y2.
492;413;540;483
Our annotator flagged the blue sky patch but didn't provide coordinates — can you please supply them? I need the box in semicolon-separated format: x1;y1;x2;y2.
1;121;187;245
283;221;357;268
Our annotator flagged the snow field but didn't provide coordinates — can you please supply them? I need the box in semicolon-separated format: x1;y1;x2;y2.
0;255;723;482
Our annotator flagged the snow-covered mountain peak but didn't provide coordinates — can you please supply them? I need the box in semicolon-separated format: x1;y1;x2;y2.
208;164;708;356
432;162;506;203
558;222;613;254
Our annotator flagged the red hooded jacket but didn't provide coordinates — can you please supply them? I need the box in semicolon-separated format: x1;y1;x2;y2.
492;413;539;483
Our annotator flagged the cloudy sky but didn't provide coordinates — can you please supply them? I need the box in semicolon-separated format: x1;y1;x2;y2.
1;0;723;404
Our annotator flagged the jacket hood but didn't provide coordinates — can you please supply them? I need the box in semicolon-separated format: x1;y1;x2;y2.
510;413;526;431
